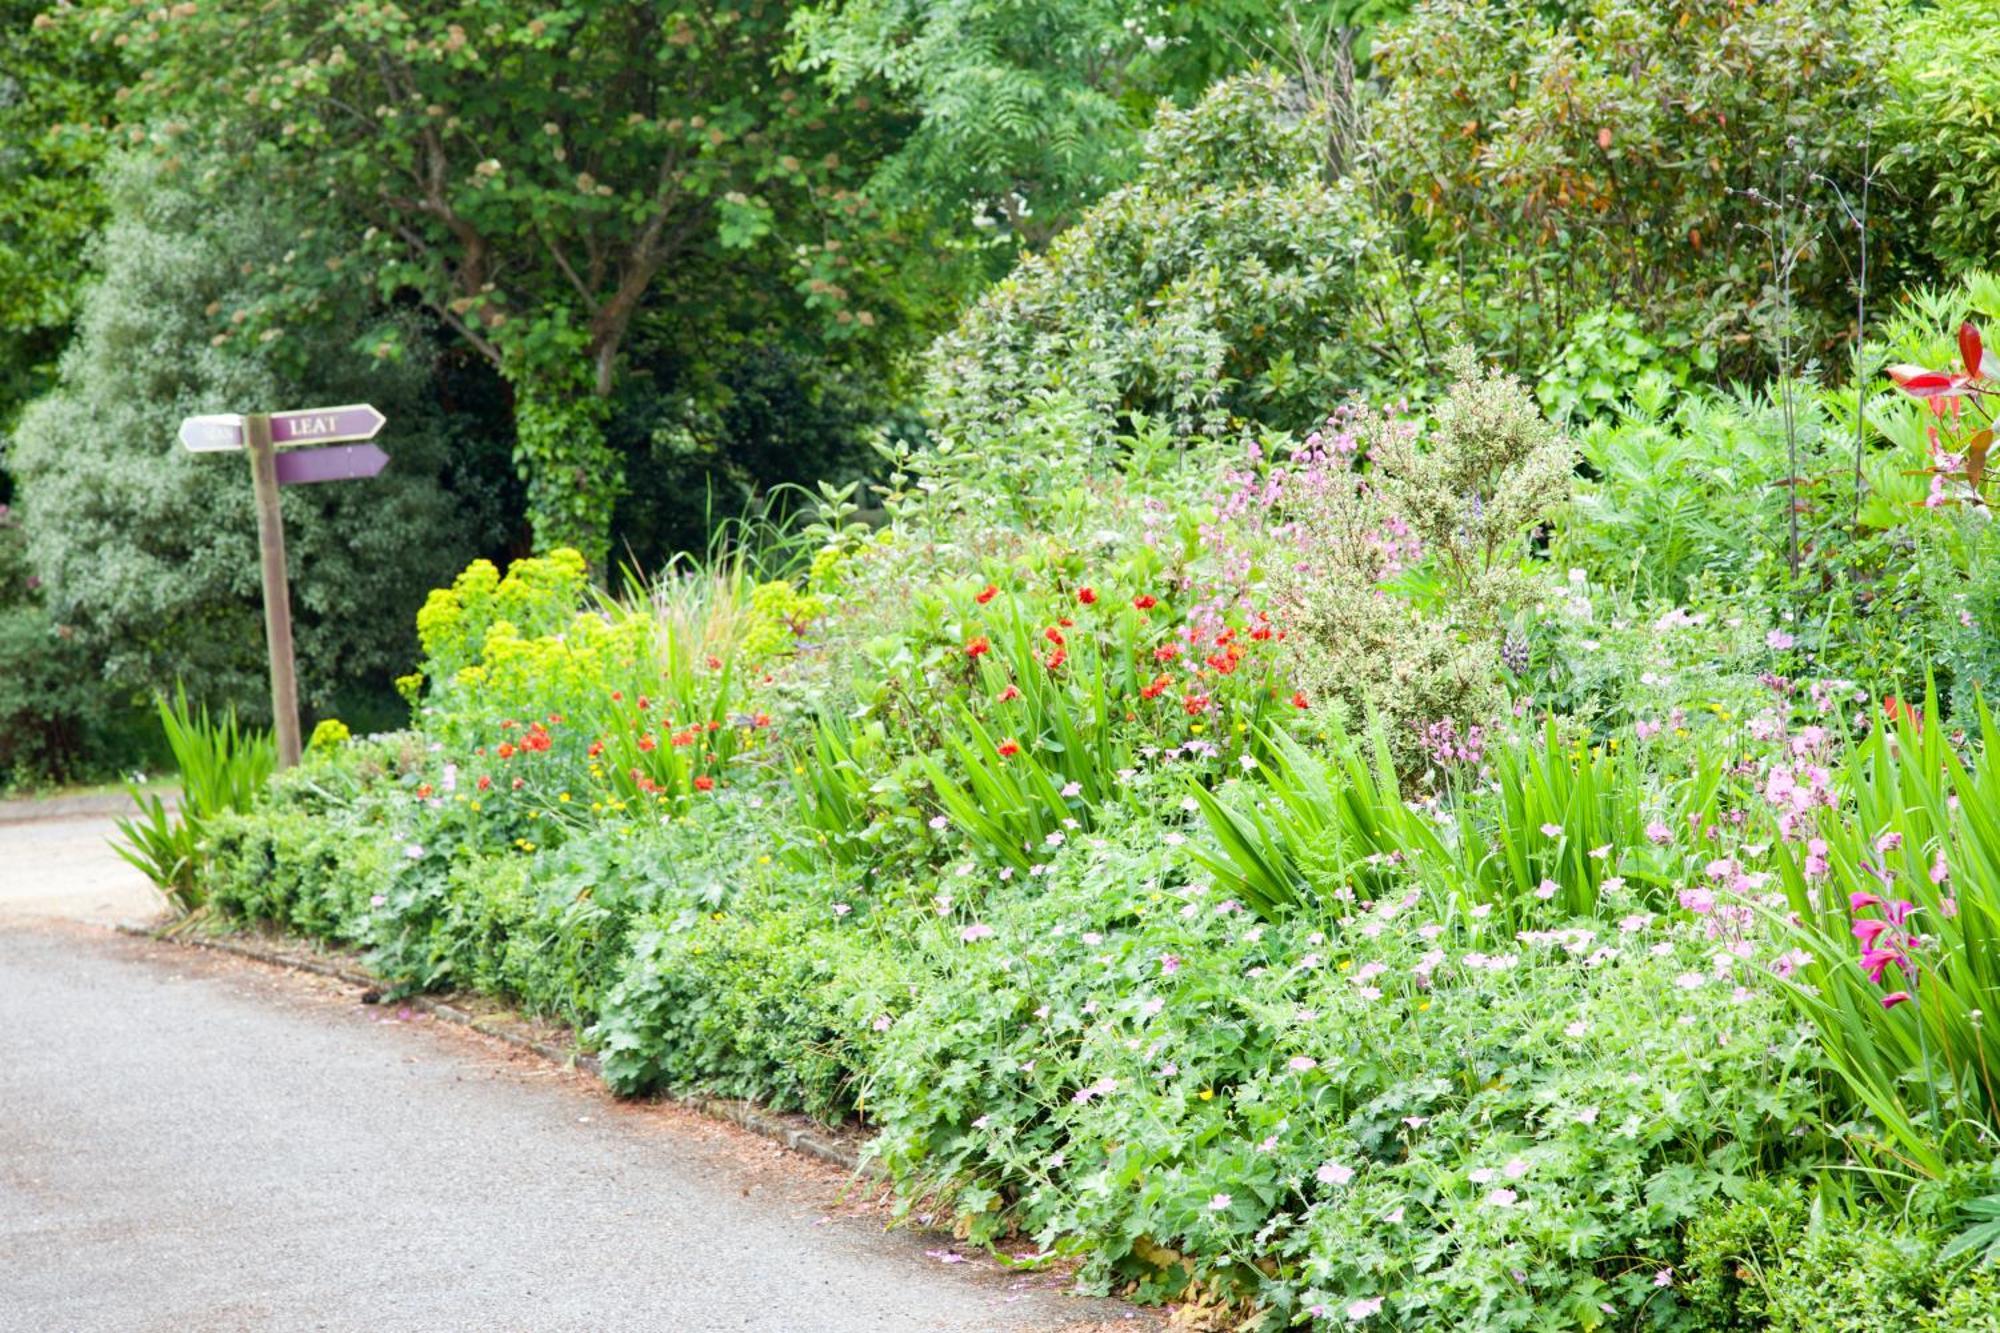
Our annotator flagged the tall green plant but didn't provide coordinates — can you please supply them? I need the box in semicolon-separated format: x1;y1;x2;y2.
113;687;275;913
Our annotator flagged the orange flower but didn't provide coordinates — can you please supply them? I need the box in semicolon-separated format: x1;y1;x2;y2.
1140;673;1173;700
416;783;433;798
1183;692;1210;716
637;734;657;752
967;636;992;658
496;742;516;760
588;740;605;758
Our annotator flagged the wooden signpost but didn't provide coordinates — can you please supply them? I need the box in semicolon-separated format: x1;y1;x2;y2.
180;405;390;768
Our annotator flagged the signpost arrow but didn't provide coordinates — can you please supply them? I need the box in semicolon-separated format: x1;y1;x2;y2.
269;403;386;446
178;414;244;452
274;443;390;486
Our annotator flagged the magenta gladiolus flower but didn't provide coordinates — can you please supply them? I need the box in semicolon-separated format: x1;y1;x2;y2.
1881;990;1913;1010
1849;891;1882;912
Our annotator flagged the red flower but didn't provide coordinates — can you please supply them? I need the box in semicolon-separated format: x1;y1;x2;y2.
522;724;552;752
997;683;1022;702
1883;696;1921;731
751;712;773;728
588;740;605;758
1154;643;1181;663
1058;617;1074;628
997;738;1021;758
671;729;697;747
496;742;516;760
1183;692;1210;716
1204;648;1242;675
1078;587;1098;605
611;691;624;702
510;777;525;791
416;783;433;799
693;775;716;792
975;584;998;604
705;655;722;671
500;719;517;731
636;695;651;711
637;734;657;752
967;636;992;658
1132;594;1157;611
1140;673;1173;700
1291;691;1310;710
1249;625;1273;642
1044;646;1067;671
1044;626;1065;646
476;774;492;792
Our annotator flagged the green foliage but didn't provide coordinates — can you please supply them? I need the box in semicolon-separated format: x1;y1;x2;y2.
1366;0;1895;377
7;152;480;716
1277;348;1572;769
0;501;105;786
919;73;1383;514
113;687;274;913
1684;1177;2000;1332
1889;0;2000;278
791;1;1318;243
0;1;116;425
71;0;924;562
1763;696;2000;1176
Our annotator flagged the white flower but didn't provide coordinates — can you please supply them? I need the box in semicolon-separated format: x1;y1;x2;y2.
1346;1296;1384;1321
1483;1187;1519;1208
404;844;424;860
1208;1193;1232;1211
1316;1160;1354;1186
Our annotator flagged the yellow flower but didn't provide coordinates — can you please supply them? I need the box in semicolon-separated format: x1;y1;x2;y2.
758;855;772;865
1418;1000;1431;1011
1190;723;1205;734
1199;1088;1214;1101
558;792;571;803
470;800;482;812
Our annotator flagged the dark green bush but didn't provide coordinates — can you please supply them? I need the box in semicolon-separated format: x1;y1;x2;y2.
1365;0;1896;378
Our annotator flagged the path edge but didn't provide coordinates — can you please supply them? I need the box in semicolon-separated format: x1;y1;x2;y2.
112;920;873;1176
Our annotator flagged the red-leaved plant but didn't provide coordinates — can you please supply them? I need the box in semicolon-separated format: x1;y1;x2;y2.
1887;321;2000;506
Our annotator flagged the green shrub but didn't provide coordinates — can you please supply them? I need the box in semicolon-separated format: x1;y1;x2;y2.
919;73;1383;516
1684;1176;2000;1332
1366;0;1895;378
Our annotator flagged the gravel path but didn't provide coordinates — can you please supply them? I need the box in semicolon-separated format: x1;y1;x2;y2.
0;816;1147;1332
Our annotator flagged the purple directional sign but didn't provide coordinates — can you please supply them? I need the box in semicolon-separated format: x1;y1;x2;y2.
270;403;386;446
274;443;390;486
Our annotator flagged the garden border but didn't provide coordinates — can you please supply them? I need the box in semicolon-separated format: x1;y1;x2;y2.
111;919;872;1175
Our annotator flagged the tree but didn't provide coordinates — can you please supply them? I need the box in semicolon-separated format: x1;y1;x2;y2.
70;1;901;565
0;1;118;434
787;0;1388;245
7;151;482;716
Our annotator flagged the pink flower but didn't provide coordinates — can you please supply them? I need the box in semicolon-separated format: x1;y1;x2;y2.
1534;879;1558;900
1540;823;1563;838
1931;850;1950;885
1159;953;1182;976
1316;1160;1355;1186
1208;1193;1232;1211
1654;1268;1675;1288
961;923;995;942
1645;820;1672;846
1346;1296;1384;1321
1766;629;1796;650
1483;1187;1519;1208
1288;1056;1318;1072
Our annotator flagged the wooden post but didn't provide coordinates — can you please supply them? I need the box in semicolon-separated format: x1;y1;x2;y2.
245;412;303;768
